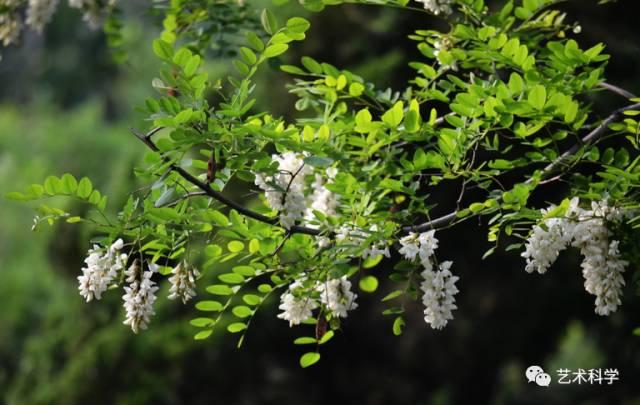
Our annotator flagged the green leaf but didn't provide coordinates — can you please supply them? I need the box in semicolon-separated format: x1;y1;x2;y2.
286;17;310;33
174;108;193;124
508;72;524;94
245;31;265;51
190;317;214;327
43;176;61;195
381;101;404;127
392;317;405;336
239;47;257;65
404;110;420;133
232;305;253;318
196;301;224;312
359;275;379;293
206;284;234;295
227;241;244;252
194;330;213;340
355;108;372;133
219;273;245;284
318;330;334;344
227;322;247;333
232;265;256;277
381;290;403;302
301;56;322;74
205;244;223;257
77;177;93;199
294;336;317;345
264;44;289;58
257;284;272;293
249;239;260;254
362;253;383;269
152;39;173;60
184;55;200;76
304;156;334;168
209;210;230;226
61;173;78;194
242;294;262;306
261;9;278;35
349;82;365;97
300;352;321;368
528;85;547;110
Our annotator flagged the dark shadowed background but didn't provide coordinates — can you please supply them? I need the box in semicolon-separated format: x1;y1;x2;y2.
1;1;639;404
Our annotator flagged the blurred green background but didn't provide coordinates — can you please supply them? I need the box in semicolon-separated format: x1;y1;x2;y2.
1;1;639;404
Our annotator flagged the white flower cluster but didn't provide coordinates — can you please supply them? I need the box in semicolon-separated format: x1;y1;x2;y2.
522;198;629;315
277;279;318;327
400;230;459;329
0;11;22;47
416;0;453;15
25;0;58;32
317;277;358;318
277;275;358;327
0;0;115;48
68;0;116;29
254;152;313;229
167;261;199;304
77;238;127;302
421;260;459;329
122;261;159;333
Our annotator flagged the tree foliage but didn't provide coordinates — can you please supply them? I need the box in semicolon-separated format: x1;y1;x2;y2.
3;0;640;367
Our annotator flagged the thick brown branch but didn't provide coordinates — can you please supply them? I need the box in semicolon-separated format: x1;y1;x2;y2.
131;128;321;236
403;102;640;234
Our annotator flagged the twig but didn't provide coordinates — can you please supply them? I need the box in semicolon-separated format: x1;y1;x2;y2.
130;128;321;236
598;82;637;99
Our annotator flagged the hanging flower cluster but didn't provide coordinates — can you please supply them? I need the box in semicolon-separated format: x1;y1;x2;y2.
415;0;453;16
254;152;313;229
522;198;629;315
0;0;115;47
399;231;460;329
25;0;58;33
77;238;200;332
77;238;127;302
167;261;199;304
122;261;159;334
277;275;358;327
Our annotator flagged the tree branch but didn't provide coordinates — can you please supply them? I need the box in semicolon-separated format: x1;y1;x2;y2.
131;128;321;236
402;102;640;233
598;82;637;99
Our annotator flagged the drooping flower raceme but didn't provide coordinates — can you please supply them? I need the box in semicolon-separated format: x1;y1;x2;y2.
522;198;629;315
25;0;58;32
0;11;22;47
122;261;159;333
277;278;318;327
415;0;453;15
77;238;127;302
254;152;313;229
399;230;460;329
316;276;358;318
277;274;359;327
168;261;199;304
421;260;459;330
68;0;117;29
